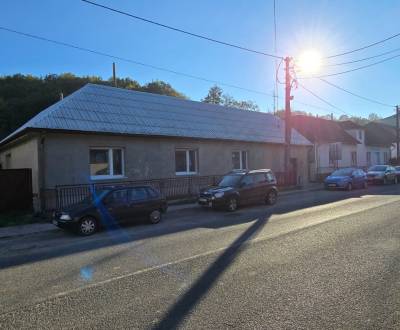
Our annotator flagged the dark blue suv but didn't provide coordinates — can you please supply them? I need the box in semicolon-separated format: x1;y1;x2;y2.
324;168;368;191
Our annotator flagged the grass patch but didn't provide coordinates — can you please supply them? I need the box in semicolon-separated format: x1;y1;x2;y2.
0;211;42;228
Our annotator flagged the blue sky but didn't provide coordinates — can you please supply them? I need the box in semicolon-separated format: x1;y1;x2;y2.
1;0;400;118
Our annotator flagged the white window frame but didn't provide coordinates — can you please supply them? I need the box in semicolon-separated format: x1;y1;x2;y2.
175;149;198;176
232;150;248;170
90;147;125;180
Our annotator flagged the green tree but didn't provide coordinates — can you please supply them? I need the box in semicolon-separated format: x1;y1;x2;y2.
202;85;260;111
0;73;186;139
202;85;223;105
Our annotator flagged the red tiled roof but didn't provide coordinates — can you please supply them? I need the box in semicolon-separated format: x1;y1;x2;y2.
337;120;363;130
291;115;359;144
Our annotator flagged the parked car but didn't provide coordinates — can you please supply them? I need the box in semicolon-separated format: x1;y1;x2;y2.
366;165;397;185
53;186;168;235
324;168;367;191
198;169;278;211
395;166;400;180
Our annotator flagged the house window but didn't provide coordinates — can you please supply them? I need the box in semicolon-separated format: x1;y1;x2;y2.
384;151;389;164
366;152;371;166
329;143;342;165
358;130;363;140
89;148;124;179
175;149;198;175
351;151;357;166
232;151;248;170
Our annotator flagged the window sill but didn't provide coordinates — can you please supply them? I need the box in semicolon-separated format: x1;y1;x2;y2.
175;172;198;176
90;175;127;181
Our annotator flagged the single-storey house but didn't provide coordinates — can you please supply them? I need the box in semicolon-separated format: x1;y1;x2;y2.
0;84;311;211
364;122;396;162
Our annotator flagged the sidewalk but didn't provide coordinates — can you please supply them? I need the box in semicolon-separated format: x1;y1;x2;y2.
0;183;323;239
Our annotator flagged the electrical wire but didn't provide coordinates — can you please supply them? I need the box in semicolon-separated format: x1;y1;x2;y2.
326;31;400;59
300;53;400;79
0;26;343;114
325;47;400;67
81;0;283;59
297;81;348;115
319;78;394;108
0;26;274;96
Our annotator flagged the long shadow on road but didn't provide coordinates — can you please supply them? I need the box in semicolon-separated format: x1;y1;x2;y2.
153;215;269;330
0;185;398;271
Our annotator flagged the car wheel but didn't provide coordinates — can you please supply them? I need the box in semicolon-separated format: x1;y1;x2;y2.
149;210;162;224
78;217;97;236
227;197;238;212
266;190;277;205
347;183;352;191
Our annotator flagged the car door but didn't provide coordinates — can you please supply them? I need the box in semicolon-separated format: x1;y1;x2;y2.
102;189;130;224
252;173;268;202
352;170;362;188
238;175;255;205
126;187;151;221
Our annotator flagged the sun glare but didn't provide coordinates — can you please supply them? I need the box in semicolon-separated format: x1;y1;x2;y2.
297;49;323;75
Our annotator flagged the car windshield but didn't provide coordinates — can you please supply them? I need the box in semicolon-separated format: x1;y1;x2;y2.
331;169;353;176
218;174;243;187
368;165;387;172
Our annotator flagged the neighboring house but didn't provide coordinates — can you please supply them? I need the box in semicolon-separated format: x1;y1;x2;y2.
377;115;400;159
364;122;396;163
337;121;367;167
0;84;311;211
291;115;360;181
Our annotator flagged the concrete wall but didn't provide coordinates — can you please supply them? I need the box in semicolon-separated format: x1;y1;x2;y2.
0;135;40;210
42;132;310;188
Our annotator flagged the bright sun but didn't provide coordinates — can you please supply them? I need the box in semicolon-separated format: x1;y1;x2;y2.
297;49;323;75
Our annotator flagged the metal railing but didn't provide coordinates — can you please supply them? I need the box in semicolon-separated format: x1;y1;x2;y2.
54;172;297;210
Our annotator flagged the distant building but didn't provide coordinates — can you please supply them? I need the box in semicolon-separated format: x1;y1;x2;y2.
0;84;311;211
291;116;360;180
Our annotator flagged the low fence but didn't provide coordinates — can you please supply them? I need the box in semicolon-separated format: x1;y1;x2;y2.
52;172;297;211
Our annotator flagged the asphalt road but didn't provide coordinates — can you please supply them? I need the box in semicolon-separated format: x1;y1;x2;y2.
0;184;399;329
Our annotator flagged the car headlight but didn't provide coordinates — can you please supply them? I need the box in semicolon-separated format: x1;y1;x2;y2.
214;192;225;198
60;213;72;221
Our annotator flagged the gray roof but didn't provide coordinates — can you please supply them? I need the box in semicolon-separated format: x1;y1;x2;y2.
1;84;311;146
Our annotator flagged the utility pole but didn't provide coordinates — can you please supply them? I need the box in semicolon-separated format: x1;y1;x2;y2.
284;57;292;185
112;62;117;87
396;105;399;162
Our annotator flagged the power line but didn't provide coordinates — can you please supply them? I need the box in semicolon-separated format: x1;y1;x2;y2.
300;53;400;79
81;0;283;60
0;26;272;96
326;31;400;59
319;78;394;108
297;81;348;115
0;26;340;114
325;47;400;67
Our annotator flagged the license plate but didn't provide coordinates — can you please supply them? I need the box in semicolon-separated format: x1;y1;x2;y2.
199;198;207;203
